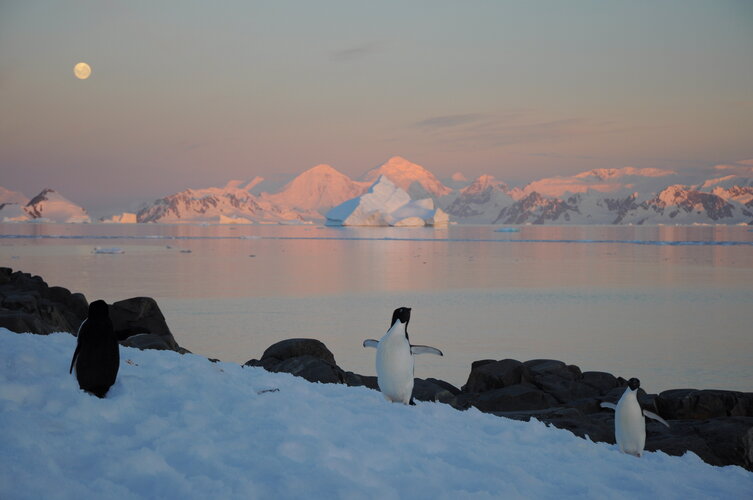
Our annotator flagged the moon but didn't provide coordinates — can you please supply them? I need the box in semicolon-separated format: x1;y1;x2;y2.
73;62;92;80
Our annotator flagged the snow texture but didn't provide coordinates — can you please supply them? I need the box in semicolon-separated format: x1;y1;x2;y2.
1;329;752;499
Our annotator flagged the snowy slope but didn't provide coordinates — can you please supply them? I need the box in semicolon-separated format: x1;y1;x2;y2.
443;175;514;224
1;330;751;499
136;182;303;224
0;186;29;205
263;164;368;215
23;189;91;223
361;156;453;199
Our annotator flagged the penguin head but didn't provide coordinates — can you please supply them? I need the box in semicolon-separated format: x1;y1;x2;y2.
390;307;411;327
88;300;110;320
628;377;641;391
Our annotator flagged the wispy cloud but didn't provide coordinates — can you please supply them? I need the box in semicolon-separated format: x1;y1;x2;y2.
411;110;636;151
329;42;380;62
414;113;488;129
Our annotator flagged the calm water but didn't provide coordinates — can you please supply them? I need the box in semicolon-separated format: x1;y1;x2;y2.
1;223;752;393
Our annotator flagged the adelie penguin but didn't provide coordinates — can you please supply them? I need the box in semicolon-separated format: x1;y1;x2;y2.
69;300;120;398
600;378;670;457
363;307;443;405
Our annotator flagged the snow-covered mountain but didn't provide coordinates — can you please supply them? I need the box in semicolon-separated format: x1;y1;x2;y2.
443;175;514;224
361;156;453;199
263;164;368;216
0;188;90;223
511;166;680;200
326;175;448;227
0;186;29;205
136;181;304;224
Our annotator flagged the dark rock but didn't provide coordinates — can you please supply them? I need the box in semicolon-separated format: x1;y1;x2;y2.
413;378;460;404
656;389;753;419
0;268;88;334
462;359;528;393
344;371;378;390
260;338;337;365
581;371;620;393
120;333;174;351
271;355;345;384
109;297;179;350
472;384;559;413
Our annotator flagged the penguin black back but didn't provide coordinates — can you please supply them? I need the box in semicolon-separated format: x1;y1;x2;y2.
70;300;119;398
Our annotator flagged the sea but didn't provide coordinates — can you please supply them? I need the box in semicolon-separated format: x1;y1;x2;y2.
1;222;751;393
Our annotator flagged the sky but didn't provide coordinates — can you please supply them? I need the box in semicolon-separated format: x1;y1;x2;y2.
1;0;752;214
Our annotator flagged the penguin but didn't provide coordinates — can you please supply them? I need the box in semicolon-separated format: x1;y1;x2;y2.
69;300;120;398
600;377;669;457
363;307;443;405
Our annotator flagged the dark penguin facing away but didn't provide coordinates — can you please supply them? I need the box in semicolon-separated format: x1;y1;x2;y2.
69;300;120;398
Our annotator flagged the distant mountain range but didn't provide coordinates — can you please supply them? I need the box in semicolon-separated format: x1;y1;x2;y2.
2;156;752;225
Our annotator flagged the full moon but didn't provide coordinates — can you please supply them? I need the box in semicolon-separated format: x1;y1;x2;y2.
73;62;91;80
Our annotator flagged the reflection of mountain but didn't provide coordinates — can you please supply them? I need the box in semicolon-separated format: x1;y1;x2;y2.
0;188;90;223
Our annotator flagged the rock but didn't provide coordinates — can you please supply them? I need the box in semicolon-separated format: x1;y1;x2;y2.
462;359;528;393
344;371;378;390
109;297;179;350
245;339;345;385
413;378;460;404
0;268;88;334
471;384;559;413
656;389;753;419
259;338;337;365
581;371;621;393
120;333;175;351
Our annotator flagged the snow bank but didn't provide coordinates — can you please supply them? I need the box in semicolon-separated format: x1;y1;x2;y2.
1;329;751;499
326;176;449;227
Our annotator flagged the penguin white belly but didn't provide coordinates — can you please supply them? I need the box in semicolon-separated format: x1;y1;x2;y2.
615;397;646;456
376;334;414;404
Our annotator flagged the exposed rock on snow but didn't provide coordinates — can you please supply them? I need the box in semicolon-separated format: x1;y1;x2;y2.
444;175;513;223
325;175;449;227
136;183;303;224
19;188;91;223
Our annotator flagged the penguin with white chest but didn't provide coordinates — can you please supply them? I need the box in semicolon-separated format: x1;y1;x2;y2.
363;307;443;405
600;378;670;457
69;300;120;398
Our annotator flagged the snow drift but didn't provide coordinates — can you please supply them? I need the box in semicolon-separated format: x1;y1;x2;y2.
1;329;751;499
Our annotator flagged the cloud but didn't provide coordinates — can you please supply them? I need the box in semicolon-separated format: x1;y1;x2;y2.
713;159;753;175
411;109;633;151
329;42;380;62
414;114;487;129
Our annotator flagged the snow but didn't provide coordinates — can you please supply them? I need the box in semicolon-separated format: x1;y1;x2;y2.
326;176;448;227
92;247;125;254
362;156;453;198
2;329;752;499
101;212;138;224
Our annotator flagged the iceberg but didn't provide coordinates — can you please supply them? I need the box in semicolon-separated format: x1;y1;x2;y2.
325;176;449;227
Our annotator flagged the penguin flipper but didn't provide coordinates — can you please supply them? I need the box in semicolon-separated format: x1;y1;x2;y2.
363;339;379;349
410;345;443;356
643;409;670;428
69;344;80;374
600;402;617;411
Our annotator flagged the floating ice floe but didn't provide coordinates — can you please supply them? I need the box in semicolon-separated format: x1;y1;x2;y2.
325;176;449;227
92;247;125;254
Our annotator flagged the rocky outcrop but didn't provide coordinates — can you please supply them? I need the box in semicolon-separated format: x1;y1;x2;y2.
0;268;185;353
247;338;753;471
0;268;88;334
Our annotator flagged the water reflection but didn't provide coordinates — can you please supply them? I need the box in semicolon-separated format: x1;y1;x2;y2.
1;223;751;392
